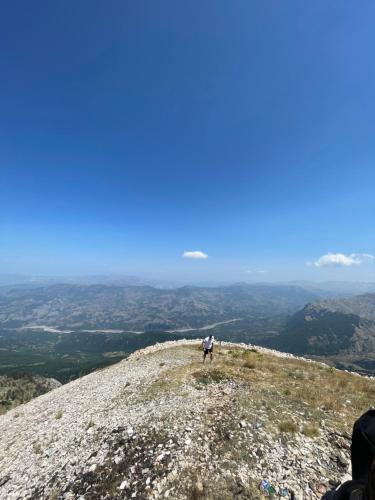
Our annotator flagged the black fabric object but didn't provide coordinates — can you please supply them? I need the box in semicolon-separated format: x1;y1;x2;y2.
331;480;366;500
351;409;375;480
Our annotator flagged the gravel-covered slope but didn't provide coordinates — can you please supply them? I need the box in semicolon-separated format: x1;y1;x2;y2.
0;340;373;499
0;343;198;499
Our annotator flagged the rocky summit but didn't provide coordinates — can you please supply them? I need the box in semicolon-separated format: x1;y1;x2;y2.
1;340;374;500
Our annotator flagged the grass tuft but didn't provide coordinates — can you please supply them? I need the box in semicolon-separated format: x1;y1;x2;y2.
278;420;298;433
302;424;319;438
192;369;229;386
243;360;256;370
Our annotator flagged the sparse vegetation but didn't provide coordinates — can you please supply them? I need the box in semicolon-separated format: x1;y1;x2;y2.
185;345;375;435
229;349;241;358
173;469;262;500
137;344;375;439
278;420;298;433
61;427;171;499
303;424;319;437
0;374;60;415
192;368;230;386
243;360;256;369
33;442;42;454
49;488;60;500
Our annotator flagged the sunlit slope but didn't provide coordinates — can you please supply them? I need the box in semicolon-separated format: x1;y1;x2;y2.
1;340;373;499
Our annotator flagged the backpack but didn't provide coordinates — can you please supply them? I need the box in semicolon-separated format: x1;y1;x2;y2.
333;409;375;500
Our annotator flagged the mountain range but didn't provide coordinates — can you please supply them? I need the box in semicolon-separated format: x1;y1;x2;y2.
2;282;375;378
274;293;375;374
0;282;318;330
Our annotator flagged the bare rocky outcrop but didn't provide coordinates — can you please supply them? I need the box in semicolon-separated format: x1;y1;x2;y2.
0;340;372;499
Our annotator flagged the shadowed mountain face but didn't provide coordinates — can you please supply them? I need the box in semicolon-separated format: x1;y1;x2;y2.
0;283;318;331
273;293;375;374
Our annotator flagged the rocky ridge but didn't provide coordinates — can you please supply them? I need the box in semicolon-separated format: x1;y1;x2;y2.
0;340;374;499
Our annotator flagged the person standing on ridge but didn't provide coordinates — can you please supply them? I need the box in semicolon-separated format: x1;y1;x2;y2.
202;334;214;363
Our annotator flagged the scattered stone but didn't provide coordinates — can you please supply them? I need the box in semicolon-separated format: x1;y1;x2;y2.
195;479;204;493
0;476;10;488
120;480;129;490
0;340;360;499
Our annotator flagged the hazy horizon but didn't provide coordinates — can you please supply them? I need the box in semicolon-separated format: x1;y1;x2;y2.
1;271;375;288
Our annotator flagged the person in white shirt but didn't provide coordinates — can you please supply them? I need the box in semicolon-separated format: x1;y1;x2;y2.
202;334;214;363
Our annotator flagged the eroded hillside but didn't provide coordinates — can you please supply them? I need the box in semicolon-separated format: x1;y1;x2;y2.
0;340;374;499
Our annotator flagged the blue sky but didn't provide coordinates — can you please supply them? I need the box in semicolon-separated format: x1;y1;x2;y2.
1;1;375;282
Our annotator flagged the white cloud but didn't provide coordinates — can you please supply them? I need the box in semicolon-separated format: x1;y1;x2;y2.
245;269;268;274
182;250;208;260
355;253;375;261
311;252;374;268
